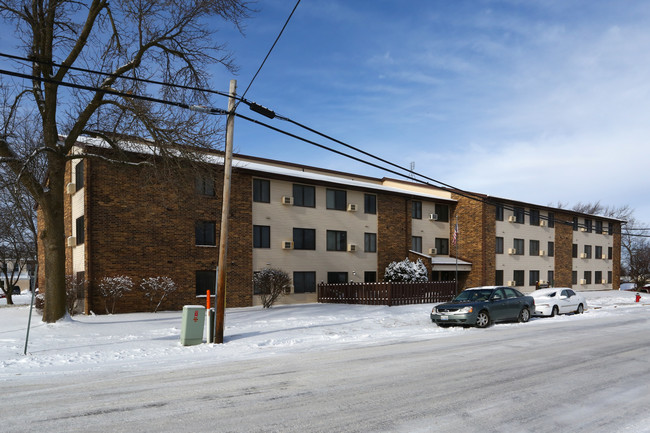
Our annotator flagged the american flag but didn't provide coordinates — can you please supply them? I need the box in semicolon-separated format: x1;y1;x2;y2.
452;223;459;246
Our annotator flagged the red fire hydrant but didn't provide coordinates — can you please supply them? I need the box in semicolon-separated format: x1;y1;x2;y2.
636;293;641;303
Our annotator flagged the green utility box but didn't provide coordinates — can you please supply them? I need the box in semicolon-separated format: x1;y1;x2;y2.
180;305;206;346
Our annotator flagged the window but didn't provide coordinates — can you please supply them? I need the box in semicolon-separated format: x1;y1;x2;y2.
412;201;422;219
596;220;603;234
573;217;579;231
584;271;592;284
572;271;577;285
293;272;316;293
572;244;578;258
196;270;215;296
195;175;215;196
608;271;612;284
412;236;422;253
326;189;347;210
547;270;554;285
75;160;84;191
327;272;348;284
364;194;377;214
364;233;377;253
529;209;540;226
548;241;554;257
584;245;592;259
327;230;347;251
294;228;316;250
608;247;613;260
195;221;216;246
513;270;525;287
514;238;525;255
495;204;504;221
253;179;270;203
364;271;377;283
253;225;270;248
585;219;593;233
595;245;603;259
595;271;602;284
75;216;84;245
495;270;504;286
514;207;525;224
529;270;540;286
435;238;449;255
496;237;504;254
293;184;315;207
548;212;555;228
435;204;449;222
608;222;614;235
529;240;540;256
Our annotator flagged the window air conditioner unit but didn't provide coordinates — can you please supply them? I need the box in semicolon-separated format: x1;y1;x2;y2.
580;279;587;285
580;253;588;259
580;227;587;232
601;279;607;284
507;248;517;255
281;241;294;250
508;216;517;223
602;254;607;260
347;244;357;252
428;248;437;255
67;236;77;247
539;250;546;256
539;220;547;227
66;183;76;195
507;281;516;287
347;203;357;212
539;280;547;285
429;213;438;221
281;196;294;205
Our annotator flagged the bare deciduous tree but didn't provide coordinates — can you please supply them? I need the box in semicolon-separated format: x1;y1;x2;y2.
254;268;291;308
140;276;177;313
0;0;251;322
98;275;134;314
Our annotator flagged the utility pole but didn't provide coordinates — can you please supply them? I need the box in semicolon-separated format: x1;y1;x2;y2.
215;79;237;344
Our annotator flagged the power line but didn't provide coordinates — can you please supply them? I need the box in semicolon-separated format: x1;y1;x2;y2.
0;66;627;232
237;0;302;106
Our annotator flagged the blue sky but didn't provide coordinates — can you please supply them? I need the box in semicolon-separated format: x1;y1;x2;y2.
210;0;650;224
1;0;648;224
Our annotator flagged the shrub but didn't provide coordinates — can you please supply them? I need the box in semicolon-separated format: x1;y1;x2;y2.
139;276;177;312
65;274;85;316
253;268;291;308
384;258;428;282
98;275;134;314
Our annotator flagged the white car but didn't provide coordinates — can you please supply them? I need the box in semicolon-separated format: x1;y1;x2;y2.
531;288;587;317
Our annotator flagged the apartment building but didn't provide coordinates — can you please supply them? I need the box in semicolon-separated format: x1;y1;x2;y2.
40;140;622;314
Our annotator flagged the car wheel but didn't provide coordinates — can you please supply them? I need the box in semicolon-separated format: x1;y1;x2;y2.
476;311;490;328
576;304;584;314
518;307;530;323
550;306;559;317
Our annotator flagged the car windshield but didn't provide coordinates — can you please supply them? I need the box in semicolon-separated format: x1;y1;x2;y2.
453;289;493;302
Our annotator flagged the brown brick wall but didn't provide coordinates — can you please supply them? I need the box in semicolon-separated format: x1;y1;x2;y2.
377;194;410;279
452;195;493;288
553;211;574;287
82;156;252;313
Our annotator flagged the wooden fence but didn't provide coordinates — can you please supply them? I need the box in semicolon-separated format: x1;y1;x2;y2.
317;281;457;306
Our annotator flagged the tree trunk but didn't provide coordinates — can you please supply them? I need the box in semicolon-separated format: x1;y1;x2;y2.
39;156;67;323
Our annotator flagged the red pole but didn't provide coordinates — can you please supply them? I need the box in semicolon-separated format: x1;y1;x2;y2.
206;289;211;310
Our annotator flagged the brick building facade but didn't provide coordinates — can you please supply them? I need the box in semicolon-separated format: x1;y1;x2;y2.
37;141;622;314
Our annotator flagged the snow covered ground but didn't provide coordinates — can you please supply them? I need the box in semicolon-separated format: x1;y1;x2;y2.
1;290;647;381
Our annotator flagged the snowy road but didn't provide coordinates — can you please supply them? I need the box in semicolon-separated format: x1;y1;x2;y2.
5;308;650;433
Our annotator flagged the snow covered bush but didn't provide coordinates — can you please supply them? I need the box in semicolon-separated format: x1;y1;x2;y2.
65;274;85;316
253;268;291;308
98;276;134;314
139;276;177;313
384;258;429;282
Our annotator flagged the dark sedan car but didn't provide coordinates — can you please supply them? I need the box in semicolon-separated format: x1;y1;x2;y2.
431;286;535;328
